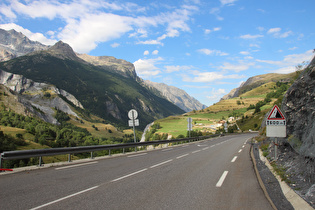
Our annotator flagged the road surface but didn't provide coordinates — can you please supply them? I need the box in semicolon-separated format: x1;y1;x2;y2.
0;133;273;209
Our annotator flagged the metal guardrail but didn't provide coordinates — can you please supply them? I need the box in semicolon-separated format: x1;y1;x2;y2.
0;134;220;169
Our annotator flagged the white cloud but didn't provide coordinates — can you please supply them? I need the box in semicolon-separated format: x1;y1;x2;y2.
240;51;250;55
152;50;159;55
240;34;264;39
206;88;227;101
220;0;237;6
111;43;120;48
219;61;255;72
204;27;221;34
133;57;163;78
183;71;244;83
164;65;193;73
267;27;293;38
143;50;149;55
197;48;228;56
0;23;57;45
256;50;314;73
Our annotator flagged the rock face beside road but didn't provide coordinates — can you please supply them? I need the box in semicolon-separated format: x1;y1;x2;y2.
282;56;315;158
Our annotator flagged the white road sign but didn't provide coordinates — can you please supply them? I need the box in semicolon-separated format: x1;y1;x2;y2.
266;105;286;137
128;109;138;120
129;119;139;127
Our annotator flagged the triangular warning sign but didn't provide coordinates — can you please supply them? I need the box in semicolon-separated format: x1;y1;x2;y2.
267;105;285;120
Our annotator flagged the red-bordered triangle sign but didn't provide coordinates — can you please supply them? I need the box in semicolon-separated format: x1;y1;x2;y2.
267;105;285;120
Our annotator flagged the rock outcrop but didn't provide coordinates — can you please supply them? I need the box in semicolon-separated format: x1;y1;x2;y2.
282;56;315;158
0;69;83;124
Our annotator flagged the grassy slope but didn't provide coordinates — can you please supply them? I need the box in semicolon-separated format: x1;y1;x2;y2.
151;77;295;137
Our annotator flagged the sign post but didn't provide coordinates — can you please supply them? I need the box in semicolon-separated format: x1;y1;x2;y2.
128;109;139;151
187;117;192;138
266;105;286;160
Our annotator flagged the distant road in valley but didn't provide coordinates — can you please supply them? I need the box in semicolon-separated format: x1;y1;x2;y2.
0;133;273;210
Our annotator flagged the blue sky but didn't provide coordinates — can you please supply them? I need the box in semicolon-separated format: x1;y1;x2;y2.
0;0;314;106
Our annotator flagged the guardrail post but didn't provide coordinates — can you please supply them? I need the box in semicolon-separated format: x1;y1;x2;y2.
68;154;71;162
0;154;3;171
38;156;42;167
123;148;125;154
109;149;111;156
91;152;94;159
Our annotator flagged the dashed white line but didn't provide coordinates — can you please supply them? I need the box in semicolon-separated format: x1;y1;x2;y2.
216;171;229;187
231;156;238;163
128;153;147;158
55;161;98;170
192;150;201;154
150;159;173;169
30;186;99;210
202;147;209;150
238;149;242;153
111;168;148;182
176;154;189;159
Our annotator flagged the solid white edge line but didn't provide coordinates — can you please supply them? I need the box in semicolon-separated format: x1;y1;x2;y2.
30;186;99;210
216;171;229;187
127;153;147;158
162;148;173;152
176;154;189;159
111;168;148;182
150;159;173;169
55;161;98;170
231;156;238;162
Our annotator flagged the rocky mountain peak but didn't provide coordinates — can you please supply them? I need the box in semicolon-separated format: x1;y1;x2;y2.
46;41;84;62
0;28;48;61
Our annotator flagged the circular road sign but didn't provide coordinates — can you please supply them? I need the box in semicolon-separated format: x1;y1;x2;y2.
128;109;138;120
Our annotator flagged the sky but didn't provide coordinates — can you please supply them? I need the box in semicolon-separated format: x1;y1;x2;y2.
0;0;314;106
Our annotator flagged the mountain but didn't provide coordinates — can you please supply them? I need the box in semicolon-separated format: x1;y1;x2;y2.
144;80;207;112
0;29;205;114
0;29;48;62
0;41;184;128
221;72;296;100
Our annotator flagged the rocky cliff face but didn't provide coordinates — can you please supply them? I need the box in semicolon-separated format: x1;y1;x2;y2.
282;56;315;158
144;80;206;112
0;69;83;124
0;29;48;61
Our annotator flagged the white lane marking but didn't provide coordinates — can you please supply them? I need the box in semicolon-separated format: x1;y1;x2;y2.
30;186;99;210
210;145;215;148
231;156;238;163
111;168;148;182
150;159;173;169
238;149;242;153
182;145;189;148
202;147;209;150
162;148;173;152
128;153;147;158
55;161;98;170
192;150;201;154
242;145;245;148
216;171;229;187
176;154;189;159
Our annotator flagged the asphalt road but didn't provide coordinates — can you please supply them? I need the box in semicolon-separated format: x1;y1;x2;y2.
0;133;273;210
